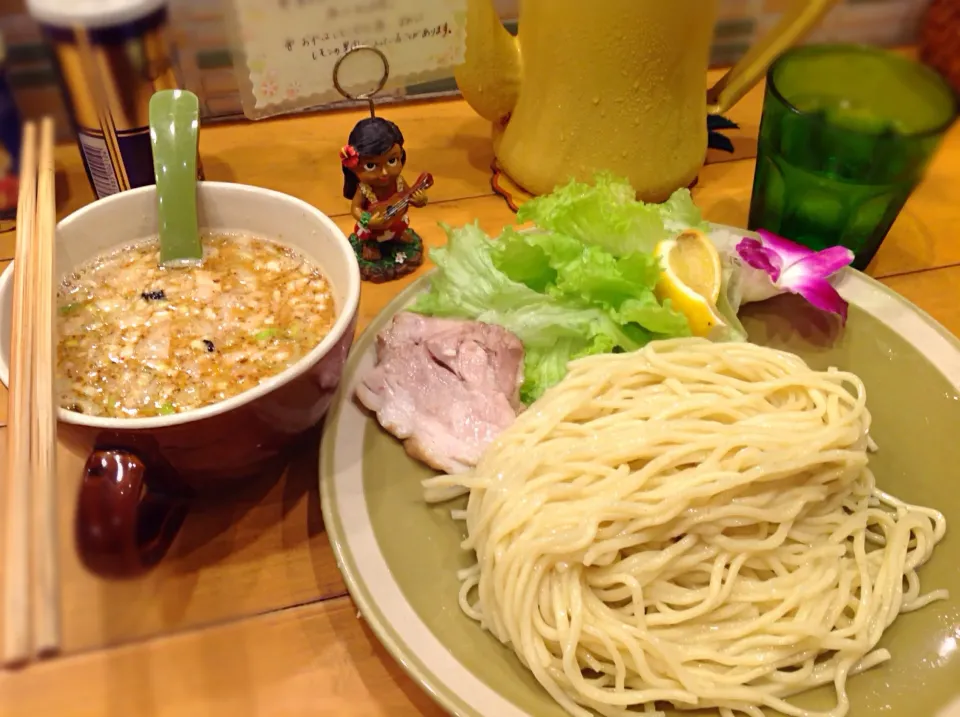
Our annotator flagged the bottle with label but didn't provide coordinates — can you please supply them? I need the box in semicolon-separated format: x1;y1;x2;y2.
27;0;203;200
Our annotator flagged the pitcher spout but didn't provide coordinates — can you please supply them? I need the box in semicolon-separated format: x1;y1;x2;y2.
453;0;521;124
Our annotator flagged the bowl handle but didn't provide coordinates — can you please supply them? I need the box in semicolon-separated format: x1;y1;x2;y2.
75;449;188;578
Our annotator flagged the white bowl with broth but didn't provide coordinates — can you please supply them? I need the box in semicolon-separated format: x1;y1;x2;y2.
0;182;360;575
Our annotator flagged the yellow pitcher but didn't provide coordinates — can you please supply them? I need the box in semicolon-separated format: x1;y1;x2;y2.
455;0;839;202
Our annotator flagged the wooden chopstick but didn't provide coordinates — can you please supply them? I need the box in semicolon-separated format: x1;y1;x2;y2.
2;117;61;666
3;121;38;666
31;117;60;658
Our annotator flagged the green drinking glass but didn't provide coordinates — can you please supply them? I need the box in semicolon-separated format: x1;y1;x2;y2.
748;44;956;271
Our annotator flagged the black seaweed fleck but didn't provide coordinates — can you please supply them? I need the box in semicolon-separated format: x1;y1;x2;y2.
203;339;215;353
141;289;166;301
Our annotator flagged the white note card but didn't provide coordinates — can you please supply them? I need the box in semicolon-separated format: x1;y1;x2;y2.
224;0;467;119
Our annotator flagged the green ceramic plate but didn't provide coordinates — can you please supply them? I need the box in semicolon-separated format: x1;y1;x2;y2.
320;240;960;717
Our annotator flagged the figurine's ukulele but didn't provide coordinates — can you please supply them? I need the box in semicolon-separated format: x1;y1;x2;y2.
363;172;434;224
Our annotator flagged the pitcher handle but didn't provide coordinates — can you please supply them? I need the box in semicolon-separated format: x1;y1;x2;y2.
707;0;841;115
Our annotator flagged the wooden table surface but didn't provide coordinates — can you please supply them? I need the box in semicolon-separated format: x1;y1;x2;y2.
1;63;959;716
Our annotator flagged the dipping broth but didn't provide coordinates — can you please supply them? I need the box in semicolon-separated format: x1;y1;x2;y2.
57;234;337;418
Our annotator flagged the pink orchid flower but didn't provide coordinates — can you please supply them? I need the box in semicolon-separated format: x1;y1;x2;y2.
735;230;855;323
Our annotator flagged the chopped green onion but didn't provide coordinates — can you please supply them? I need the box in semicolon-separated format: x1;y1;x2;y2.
58;301;88;315
158;402;176;415
254;328;278;341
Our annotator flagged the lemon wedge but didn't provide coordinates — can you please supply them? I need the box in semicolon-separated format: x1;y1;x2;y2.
654;229;725;337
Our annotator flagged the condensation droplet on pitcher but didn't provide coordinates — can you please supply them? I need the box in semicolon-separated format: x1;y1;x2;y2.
592;97;600;105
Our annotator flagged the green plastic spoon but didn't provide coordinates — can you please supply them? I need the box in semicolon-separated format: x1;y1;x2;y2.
149;89;202;267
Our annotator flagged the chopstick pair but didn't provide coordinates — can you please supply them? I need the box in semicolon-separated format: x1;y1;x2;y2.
2;118;60;667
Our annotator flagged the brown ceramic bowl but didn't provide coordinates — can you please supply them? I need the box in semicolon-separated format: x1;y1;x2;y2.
0;182;360;576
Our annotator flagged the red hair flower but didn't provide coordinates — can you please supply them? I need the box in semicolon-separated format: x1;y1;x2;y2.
339;144;359;169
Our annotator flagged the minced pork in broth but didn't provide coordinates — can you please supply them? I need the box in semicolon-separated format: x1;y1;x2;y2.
57;234;337;418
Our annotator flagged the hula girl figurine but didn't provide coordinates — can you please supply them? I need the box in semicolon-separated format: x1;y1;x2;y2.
341;117;433;283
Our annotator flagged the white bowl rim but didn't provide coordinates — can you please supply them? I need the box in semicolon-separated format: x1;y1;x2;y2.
0;181;361;430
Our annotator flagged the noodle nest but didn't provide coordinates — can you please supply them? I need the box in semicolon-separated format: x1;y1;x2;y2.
423;338;947;717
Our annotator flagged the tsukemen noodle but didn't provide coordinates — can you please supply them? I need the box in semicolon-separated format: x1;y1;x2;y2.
56;234;336;418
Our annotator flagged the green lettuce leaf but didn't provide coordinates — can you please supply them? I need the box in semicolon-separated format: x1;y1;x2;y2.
408;222;541;319
410;175;707;402
490;227;688;337
516;173;708;256
410;221;690;402
520;342;578;406
660;187;708;233
410;223;640;350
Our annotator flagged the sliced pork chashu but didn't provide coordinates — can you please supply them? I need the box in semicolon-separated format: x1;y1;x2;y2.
355;312;525;474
